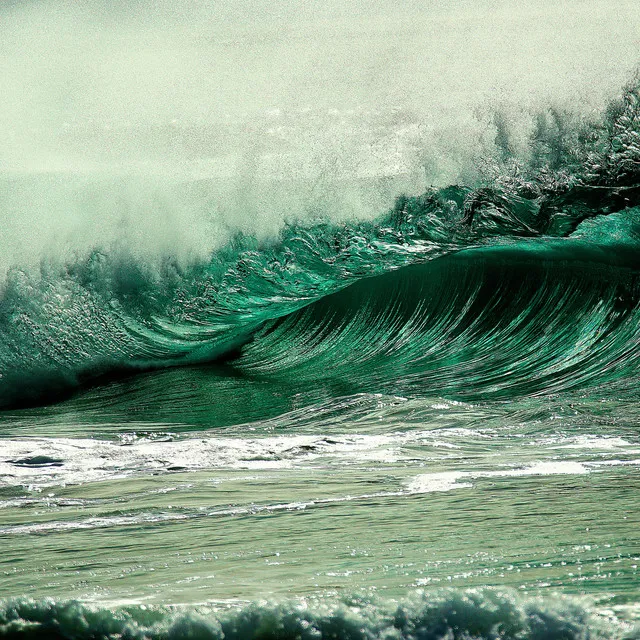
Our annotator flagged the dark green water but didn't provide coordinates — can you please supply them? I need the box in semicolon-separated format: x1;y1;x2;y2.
1;83;640;639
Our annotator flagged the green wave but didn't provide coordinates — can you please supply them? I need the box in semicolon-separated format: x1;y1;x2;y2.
234;235;640;400
2;80;640;409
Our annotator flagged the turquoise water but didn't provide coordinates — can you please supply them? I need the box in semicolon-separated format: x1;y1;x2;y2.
2;79;640;639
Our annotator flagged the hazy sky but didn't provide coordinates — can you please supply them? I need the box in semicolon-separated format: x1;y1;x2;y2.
2;0;639;128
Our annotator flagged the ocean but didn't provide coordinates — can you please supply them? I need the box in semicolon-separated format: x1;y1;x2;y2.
1;1;640;638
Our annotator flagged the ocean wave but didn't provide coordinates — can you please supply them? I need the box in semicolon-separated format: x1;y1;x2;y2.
0;589;636;639
2;80;640;409
234;235;640;399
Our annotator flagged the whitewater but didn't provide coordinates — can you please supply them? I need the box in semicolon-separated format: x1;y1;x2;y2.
1;1;640;638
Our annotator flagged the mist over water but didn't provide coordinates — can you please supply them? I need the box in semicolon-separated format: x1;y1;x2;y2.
2;0;640;269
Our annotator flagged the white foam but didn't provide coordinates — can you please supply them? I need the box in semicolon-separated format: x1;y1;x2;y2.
406;460;592;495
0;428;485;488
406;472;473;494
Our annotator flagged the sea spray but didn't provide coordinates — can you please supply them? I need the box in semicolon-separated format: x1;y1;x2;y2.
2;80;640;407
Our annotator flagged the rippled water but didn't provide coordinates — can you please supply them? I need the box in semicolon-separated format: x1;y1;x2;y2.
1;376;639;635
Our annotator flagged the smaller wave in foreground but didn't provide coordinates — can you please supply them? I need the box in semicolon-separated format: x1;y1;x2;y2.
0;590;637;640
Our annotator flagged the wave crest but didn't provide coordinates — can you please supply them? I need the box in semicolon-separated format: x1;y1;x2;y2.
3;80;640;408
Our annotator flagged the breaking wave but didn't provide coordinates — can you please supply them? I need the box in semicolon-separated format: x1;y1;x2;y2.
2;80;640;409
1;590;637;640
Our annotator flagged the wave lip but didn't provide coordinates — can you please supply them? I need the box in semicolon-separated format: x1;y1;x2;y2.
235;237;640;400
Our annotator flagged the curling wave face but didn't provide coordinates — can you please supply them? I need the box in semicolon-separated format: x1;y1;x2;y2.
2;82;640;410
